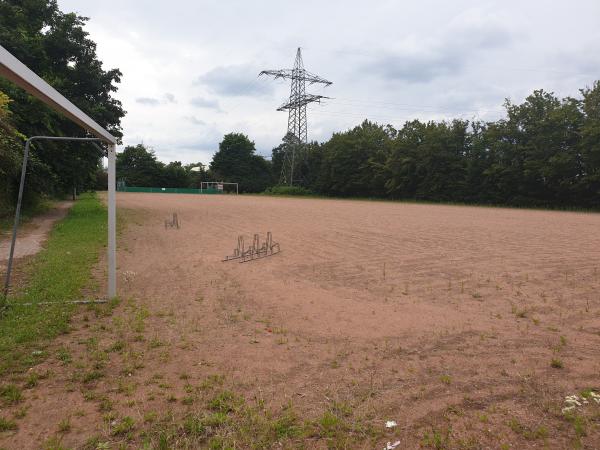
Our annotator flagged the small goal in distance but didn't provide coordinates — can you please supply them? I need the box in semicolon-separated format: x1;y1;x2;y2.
200;181;239;195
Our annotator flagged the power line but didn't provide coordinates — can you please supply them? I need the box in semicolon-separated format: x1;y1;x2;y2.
330;98;505;114
310;108;500;125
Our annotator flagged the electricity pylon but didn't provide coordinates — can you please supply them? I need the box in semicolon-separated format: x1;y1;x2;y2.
260;48;332;185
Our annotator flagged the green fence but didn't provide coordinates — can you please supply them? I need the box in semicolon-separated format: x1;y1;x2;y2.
117;186;221;194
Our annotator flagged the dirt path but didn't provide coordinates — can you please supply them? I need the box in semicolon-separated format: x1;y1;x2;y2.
1;193;599;449
0;201;73;263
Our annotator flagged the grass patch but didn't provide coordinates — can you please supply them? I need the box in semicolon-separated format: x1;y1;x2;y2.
0;193;107;376
263;185;314;197
440;374;452;385
82;370;104;384
58;417;71;433
139;381;380;449
550;358;564;369
199;374;225;390
208;390;239;414
0;384;22;405
112;416;135;436
24;372;39;388
422;426;452;449
507;417;549;440
0;416;17;431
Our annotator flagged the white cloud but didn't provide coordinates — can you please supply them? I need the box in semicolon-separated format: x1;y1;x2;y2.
135;97;160;106
196;64;273;97
184;116;206;126
189;97;222;111
57;0;600;165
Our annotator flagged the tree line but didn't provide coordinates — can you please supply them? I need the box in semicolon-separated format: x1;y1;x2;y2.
2;1;599;213
116;144;206;189
0;0;124;216
201;82;600;209
306;84;600;208
116;134;272;193
65;81;600;209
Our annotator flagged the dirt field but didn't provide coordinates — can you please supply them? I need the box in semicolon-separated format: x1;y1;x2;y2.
2;192;600;449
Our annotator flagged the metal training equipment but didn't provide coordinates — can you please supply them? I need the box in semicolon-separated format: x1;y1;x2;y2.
223;232;280;263
165;213;180;229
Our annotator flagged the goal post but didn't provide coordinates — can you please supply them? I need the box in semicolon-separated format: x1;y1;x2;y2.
1;44;118;299
200;181;239;195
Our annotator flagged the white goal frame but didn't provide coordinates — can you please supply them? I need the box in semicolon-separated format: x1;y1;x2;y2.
200;181;239;195
0;44;118;298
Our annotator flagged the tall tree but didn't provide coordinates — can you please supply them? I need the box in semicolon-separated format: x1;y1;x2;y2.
317;120;391;196
184;162;207;189
210;133;271;192
116;145;164;188
0;0;125;199
577;81;600;206
161;161;191;188
0;91;25;213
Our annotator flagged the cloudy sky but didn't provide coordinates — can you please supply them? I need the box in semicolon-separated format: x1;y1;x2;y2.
58;0;600;165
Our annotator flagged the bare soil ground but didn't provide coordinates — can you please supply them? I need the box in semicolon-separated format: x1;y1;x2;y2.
0;201;73;297
2;193;600;449
0;201;73;262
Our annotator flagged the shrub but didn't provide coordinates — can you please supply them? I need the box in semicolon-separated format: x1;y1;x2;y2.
264;185;314;196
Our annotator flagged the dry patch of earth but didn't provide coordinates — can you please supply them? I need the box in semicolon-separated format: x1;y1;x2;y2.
1;193;599;449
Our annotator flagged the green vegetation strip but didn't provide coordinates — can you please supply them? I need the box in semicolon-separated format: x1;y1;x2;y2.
118;186;221;194
0;193;107;376
114;385;382;449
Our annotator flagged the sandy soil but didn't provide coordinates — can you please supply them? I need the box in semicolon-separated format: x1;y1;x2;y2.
2;193;600;449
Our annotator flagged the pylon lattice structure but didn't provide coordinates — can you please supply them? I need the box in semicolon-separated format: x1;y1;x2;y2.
260;48;332;185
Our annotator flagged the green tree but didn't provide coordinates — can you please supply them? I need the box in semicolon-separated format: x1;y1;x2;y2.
415;120;468;201
184;162;207;189
483;91;584;206
303;83;600;208
161;161;191;188
0;90;56;214
316;120;392;196
383;120;424;199
210;133;271;192
116;145;163;187
0;0;125;199
577;81;600;206
0;91;25;214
